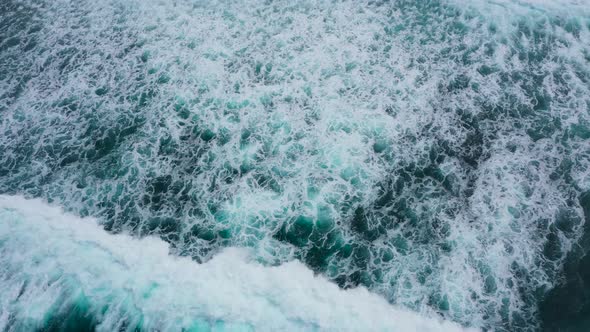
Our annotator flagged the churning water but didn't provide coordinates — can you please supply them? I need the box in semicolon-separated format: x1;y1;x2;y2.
1;0;589;331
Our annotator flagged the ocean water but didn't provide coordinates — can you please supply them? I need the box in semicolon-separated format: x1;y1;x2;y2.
0;0;589;331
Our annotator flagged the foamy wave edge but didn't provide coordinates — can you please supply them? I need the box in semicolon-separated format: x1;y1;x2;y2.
0;195;472;332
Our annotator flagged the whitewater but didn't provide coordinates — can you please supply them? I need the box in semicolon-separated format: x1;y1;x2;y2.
0;195;466;331
1;0;589;331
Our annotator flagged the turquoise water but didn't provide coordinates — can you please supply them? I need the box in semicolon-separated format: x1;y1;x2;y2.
1;0;589;331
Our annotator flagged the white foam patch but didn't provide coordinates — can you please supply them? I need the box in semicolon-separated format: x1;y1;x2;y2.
0;195;470;332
